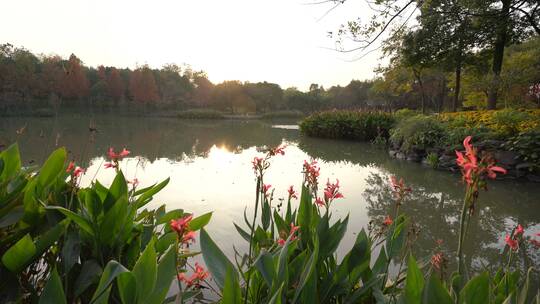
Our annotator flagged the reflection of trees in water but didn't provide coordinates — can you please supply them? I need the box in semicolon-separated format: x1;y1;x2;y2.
0;116;300;165
363;171;539;277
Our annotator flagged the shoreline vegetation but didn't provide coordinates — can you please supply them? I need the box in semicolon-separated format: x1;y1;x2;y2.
0;142;538;303
300;109;540;182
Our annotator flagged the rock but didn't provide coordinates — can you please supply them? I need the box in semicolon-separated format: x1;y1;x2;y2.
406;152;422;162
493;151;519;167
438;154;457;169
516;162;535;171
476;140;505;150
388;150;397;158
395;152;406;160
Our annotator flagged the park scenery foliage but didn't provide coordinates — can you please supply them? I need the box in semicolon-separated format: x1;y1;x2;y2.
0;138;539;303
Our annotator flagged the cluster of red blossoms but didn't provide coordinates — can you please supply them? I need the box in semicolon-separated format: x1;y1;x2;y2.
277;223;300;246
104;147;130;169
170;214;196;246
303;160;320;191
455;136;506;185
389;176;412;202
505;224;524;251
262;184;272;198
382;215;393;226
177;262;210;288
251;145;286;177
287;185;298;200
66;161;85;178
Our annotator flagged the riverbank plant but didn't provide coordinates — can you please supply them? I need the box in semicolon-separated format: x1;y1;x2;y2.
1;140;538;303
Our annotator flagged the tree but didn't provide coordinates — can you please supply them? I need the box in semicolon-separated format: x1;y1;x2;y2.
61;54;89;100
107;68;125;102
129;65;159;104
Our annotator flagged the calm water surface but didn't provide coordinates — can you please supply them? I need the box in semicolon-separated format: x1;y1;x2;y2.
1;115;539;277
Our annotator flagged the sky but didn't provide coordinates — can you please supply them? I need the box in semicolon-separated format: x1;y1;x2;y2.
2;0;385;90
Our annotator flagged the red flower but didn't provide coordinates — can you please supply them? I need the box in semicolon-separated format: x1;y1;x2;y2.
269;144;286;156
315;197;324;207
73;166;85;177
182;231;196;245
170;214;193;236
108;147;130;161
66;161;75;173
514;224;524;236
288;185;298;200
128;178;139;187
323;179;344;204
455;136;507;185
303;160;320;190
262;184;272;197
278;223;300;246
436;239;444;246
530;239;540;248
383;215;393;226
389;176;411;200
252;157;264;173
486;165;507;179
104;162;117;169
430;252;444;270
178;262;210;287
505;234;519;251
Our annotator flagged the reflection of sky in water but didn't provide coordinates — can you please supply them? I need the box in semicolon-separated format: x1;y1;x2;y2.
2;116;539;278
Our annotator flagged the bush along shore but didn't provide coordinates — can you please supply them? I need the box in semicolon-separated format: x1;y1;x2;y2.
1;141;539;303
300;109;540;182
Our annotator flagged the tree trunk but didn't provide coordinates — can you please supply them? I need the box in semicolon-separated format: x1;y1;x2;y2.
487;0;511;110
413;68;427;114
453;63;462;112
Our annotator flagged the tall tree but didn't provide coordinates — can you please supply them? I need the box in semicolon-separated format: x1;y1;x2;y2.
61;54;89;100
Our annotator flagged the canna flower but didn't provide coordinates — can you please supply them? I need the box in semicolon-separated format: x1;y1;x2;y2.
505;234;519;251
182;231;196;245
269;144;286;156
170;214;193;236
315;197;324;207
178;262;210;287
128;178;139;187
104;162;117;169
278;223;300;246
303;160;320;191
107;147;130;161
262;184;272;197
383;215;393;226
430;252;444;270
323;179;344;204
389;176;411;201
73;166;85;177
436;239;444;246
455;136;507;185
530;239;540;248
288;185;298;200
515;224;524;236
66;161;75;173
252;157;264;173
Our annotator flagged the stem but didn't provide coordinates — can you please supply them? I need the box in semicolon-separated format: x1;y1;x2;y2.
243;177;261;304
457;186;471;281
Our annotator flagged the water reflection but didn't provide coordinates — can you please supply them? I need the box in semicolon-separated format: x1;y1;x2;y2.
1;115;539;277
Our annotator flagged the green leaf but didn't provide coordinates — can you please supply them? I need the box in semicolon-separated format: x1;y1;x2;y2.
189;212;212;231
254;250;276;287
135;177;169;208
91;260;130;304
103;171;128;211
37;147;66;188
268;283;284;304
99;197;128;246
132;241;157;303
222;265;242;304
74;260;102;297
518;267;533;304
1;234;36;272
62;229;80;273
459;272;489;304
39;268;67;304
297;185;312;238
293;237;319;303
46;206;94;236
0;143;21;182
117;272;137;304
35;219;70;255
200;228;236;289
422;274;453;304
156;209;184;225
262;199;271;231
156;232;176;253
146;247;177;304
234;223;251;243
405;255;424;304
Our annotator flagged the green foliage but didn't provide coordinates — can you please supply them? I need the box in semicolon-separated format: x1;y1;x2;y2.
176;109;225;119
425;152;439;169
261;110;305;119
300;110;395;141
390;115;446;152
506;130;540;171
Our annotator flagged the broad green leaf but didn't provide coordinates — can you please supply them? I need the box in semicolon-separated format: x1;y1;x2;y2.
135;177;169;208
0;143;21;182
200;228;236;289
405;255;424;304
132;241;157;303
297;185;312;238
254;250;276;287
459;272;489;304
1;234;36;272
35;219;70;255
99;197;128;246
189;212;212;231
37;147;66;188
46;206;94;236
268;283;284;304
222;265;242;304
39;268;67;304
146;247;177;304
422;274;453;304
234;223;251;243
518;267;533;304
117;272;137;304
156;232;176;253
74;260;102;297
156;209;184;225
91;260;130;304
103;171;128;211
262;199;271;231
292;237;319;303
0;206;24;228
62;229;80;273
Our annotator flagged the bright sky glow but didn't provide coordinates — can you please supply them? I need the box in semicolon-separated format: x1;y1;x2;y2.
2;0;383;90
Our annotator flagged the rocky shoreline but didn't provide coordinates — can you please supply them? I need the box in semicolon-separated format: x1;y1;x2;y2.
388;139;540;182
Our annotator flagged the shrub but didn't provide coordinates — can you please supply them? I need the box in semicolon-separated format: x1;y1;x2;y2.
506;129;540;171
393;108;419;121
390;115;446;152
261;110;304;119
426;152;439;168
177;109;225;119
300;110;395;141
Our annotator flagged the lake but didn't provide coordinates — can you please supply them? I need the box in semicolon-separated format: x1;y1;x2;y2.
1;115;539;275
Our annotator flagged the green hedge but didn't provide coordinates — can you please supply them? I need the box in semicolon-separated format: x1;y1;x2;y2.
299;110;395;141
